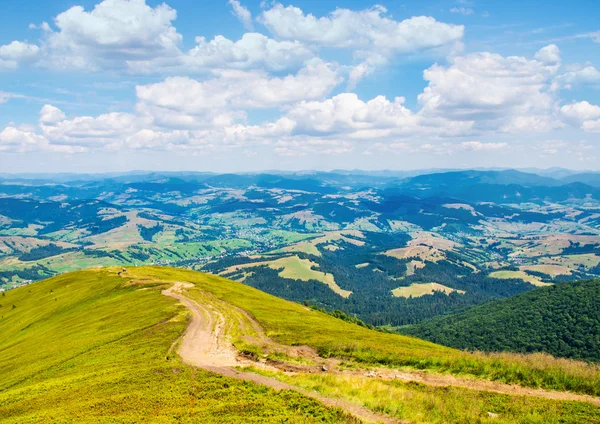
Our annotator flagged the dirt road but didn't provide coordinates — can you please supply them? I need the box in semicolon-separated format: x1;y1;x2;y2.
163;282;600;423
162;282;399;424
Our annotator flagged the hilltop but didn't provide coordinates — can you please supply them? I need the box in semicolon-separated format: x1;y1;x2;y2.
1;267;600;423
400;280;600;362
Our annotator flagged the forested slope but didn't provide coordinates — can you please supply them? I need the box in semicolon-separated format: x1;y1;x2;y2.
400;280;600;361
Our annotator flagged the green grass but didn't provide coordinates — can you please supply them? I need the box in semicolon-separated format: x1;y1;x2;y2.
3;266;600;423
0;270;356;423
126;267;600;397
247;368;600;424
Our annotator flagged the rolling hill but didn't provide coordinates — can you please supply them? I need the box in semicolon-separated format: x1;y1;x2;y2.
399;280;600;362
1;267;600;423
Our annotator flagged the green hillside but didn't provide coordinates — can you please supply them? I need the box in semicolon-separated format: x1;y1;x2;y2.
1;267;600;423
0;270;352;423
400;280;600;362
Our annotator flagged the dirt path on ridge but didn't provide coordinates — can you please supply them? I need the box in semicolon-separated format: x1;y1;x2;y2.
162;282;600;421
162;282;399;424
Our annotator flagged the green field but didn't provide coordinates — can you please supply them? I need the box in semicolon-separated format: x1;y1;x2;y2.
0;270;355;423
131;267;600;397
2;267;600;423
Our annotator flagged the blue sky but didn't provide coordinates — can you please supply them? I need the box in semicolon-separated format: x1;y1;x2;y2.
0;0;599;173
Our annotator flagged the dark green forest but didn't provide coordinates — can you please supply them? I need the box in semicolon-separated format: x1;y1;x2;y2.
399;280;600;362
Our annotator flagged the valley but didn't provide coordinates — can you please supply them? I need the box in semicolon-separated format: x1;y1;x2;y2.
3;170;600;328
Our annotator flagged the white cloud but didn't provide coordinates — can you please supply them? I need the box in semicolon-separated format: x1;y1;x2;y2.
129;33;314;73
135;61;342;128
457;141;508;151
285;93;415;136
186;33;312;72
554;65;600;89
0;41;40;69
40;0;182;70
417;47;562;133
0;92;26;104
39;105;142;146
450;7;474;15
39;104;66;124
228;0;254;31
534;44;560;63
260;4;463;51
261;91;475;144
259;3;463;86
560;101;600;132
0;41;40;60
0;126;85;153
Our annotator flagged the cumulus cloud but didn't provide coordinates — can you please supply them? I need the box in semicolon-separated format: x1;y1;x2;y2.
5;0;319;74
135;61;342;128
39;104;66;124
39;105;143;147
417;46;562;133
0;126;85;153
129;33;314;73
285;93;415;136
0;41;40;70
39;0;182;70
560;101;600;132
554;65;600;89
259;3;464;85
260;4;463;51
534;44;561;63
1;0;464;82
228;0;254;30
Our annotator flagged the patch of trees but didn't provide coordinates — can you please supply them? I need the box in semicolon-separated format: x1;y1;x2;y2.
562;242;600;255
83;249;129;262
219;241;536;326
138;224;164;242
18;244;77;261
86;216;127;235
0;265;53;287
399;280;600;362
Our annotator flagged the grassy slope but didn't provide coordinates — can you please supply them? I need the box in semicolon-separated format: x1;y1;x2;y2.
0;270;354;423
2;267;600;423
399;280;600;362
127;267;600;396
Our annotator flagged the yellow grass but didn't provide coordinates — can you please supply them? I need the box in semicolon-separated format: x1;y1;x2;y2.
442;203;479;216
490;270;552;287
520;264;572;277
392;283;466;298
279;230;365;257
222;255;352;298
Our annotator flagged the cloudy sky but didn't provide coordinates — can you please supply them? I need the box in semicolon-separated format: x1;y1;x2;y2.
0;0;599;173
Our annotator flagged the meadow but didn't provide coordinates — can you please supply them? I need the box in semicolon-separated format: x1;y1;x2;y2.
2;266;600;423
128;267;600;397
0;270;355;423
